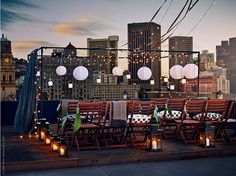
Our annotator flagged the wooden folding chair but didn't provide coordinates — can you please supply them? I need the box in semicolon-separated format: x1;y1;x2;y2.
204;99;230;143
127;101;155;147
175;99;206;144
63;101;79;146
72;101;103;151
100;101;129;149
160;98;186;140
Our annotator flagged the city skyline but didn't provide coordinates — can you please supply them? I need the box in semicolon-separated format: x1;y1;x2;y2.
1;0;236;75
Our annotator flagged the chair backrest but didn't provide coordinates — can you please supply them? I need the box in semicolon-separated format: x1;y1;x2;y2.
186;99;207;121
102;101;110;126
205;99;228;121
151;98;167;110
67;101;79;115
79;101;103;123
162;98;186;119
129;101;154;124
167;98;186;111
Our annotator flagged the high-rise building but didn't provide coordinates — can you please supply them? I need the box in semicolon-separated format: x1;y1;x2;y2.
200;50;215;71
1;34;16;100
169;36;193;68
216;37;236;93
216;41;229;68
128;22;161;94
87;36;119;74
169;36;193;91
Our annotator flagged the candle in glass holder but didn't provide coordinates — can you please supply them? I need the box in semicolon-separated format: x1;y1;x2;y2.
206;138;210;147
59;148;65;156
41;131;45;140
152;139;157;150
52;144;58;151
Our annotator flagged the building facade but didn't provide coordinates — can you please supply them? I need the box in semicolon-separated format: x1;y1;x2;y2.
169;36;193;91
216;37;236;93
128;22;161;93
40;43;139;100
87;36;119;74
1;34;16;100
200;50;215;71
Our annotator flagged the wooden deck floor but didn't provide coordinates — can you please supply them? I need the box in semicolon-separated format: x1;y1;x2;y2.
2;126;236;173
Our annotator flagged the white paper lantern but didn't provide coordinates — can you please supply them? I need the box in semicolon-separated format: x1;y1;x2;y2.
73;66;89;81
170;65;184;80
112;67;123;76
137;66;152;80
183;64;198;79
56;66;67;76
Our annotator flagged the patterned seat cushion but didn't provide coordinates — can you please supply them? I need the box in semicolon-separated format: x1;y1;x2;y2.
128;114;152;123
158;110;182;119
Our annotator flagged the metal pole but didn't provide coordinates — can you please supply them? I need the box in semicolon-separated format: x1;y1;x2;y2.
40;48;43;120
197;52;200;97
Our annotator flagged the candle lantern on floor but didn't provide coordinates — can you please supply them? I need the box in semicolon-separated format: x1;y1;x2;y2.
37;119;50;141
51;135;61;151
44;130;52;145
147;124;162;151
59;138;68;157
199;122;215;148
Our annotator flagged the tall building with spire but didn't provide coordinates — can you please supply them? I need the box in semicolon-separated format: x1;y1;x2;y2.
128;22;161;95
1;34;16;100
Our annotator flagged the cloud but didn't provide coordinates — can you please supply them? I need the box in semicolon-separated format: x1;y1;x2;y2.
12;40;55;55
1;0;40;29
1;0;56;30
52;18;112;36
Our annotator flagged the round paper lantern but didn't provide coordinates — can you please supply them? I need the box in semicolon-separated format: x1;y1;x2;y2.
73;66;89;81
137;66;152;80
112;67;123;76
56;66;67;76
183;64;198;79
170;65;184;80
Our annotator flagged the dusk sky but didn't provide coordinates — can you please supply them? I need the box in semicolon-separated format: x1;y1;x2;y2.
1;0;236;75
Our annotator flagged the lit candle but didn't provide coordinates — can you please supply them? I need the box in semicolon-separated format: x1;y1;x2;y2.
41;131;45;140
206;138;210;147
45;138;50;145
60;148;65;156
152;140;157;150
53;144;58;151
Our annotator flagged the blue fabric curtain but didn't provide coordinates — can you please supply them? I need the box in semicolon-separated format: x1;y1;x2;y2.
14;52;37;134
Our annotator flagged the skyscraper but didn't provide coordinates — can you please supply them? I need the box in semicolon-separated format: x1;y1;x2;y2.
128;22;161;94
87;36;119;74
216;37;236;94
169;36;193;68
169;36;193;91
